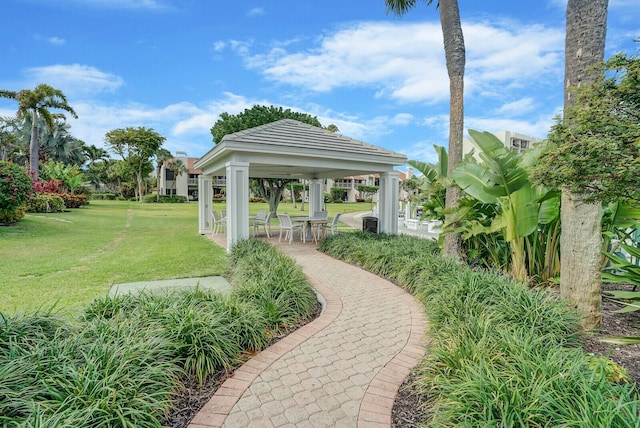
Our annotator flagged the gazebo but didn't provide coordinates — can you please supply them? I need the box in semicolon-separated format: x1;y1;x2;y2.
194;119;408;251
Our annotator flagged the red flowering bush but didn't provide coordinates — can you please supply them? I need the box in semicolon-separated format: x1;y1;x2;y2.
0;161;32;224
58;193;88;208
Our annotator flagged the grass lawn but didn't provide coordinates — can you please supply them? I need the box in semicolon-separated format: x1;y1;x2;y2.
1;200;370;317
0;200;227;316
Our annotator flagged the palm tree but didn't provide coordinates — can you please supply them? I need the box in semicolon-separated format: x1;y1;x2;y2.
83;144;109;166
167;158;188;193
155;148;172;197
385;0;465;259
0;84;77;179
560;0;609;329
40;120;85;166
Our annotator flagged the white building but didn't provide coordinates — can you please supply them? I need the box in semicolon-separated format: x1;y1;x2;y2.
462;130;541;158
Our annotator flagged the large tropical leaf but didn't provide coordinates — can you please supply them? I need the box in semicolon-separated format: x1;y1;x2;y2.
459;130;531;198
451;162;496;204
537;189;561;225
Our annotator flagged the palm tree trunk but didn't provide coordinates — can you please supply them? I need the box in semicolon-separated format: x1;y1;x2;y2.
561;0;608;329
29;111;39;179
439;0;465;260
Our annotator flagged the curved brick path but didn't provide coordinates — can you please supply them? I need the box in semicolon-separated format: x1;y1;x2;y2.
190;230;427;428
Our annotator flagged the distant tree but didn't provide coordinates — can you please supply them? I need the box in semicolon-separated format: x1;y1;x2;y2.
83;144;109;166
167;158;188;192
155;148;172;198
325;124;339;132
357;185;379;209
385;0;465;259
104;127;165;202
210;105;322;143
210;105;323;216
0;118;19;162
0;84;77;179
40;120;85;166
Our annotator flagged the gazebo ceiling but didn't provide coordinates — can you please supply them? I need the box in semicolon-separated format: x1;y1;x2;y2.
194;119;408;179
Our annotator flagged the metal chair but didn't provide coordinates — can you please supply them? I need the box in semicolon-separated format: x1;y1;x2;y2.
253;211;272;237
278;213;304;244
313;211;328;220
212;210;226;234
329;213;341;235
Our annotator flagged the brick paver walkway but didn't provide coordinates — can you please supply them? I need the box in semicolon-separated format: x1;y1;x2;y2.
189;224;427;428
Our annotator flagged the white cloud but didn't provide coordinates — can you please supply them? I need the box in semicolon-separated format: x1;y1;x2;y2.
495;97;536;116
464;114;557;140
247;7;265;17
229;19;563;105
212;41;225;52
47;36;66;46
24;64;123;96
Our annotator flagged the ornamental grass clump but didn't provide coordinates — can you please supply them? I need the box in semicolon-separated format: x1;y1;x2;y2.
0;313;180;428
319;233;639;426
230;239;317;332
2;238;317;425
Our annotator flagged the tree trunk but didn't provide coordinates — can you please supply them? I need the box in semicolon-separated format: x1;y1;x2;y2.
561;189;603;328
562;0;608;330
137;169;144;202
439;0;465;260
29;111;39;179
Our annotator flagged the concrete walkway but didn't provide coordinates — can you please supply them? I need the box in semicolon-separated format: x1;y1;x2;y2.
188;215;428;428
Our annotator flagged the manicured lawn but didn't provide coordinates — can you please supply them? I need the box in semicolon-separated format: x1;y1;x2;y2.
1;199;369;317
0;200;227;316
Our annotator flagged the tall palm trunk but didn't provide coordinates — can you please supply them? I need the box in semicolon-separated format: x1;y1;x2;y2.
561;0;608;329
29;110;39;178
440;0;465;259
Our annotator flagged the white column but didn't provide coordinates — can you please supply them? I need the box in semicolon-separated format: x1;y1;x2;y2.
308;178;324;215
226;161;250;252
378;171;400;234
198;175;213;234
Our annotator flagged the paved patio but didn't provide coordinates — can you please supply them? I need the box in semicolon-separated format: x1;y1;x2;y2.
188;212;429;427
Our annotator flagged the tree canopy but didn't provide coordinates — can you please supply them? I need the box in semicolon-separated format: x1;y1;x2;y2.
104;127;165;202
532;52;640;203
0;84;77;179
209;105;324;216
210;105;322;144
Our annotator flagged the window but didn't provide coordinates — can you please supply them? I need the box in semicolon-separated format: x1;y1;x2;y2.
510;139;530;154
165;189;176;195
165;170;175;180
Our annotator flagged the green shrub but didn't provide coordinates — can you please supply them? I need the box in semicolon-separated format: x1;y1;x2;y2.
143;194;160;203
230;239;317;332
58;193;88;208
24;194;65;213
143;194;188;203
0;162;32;224
319;233;640;427
0;162;32;210
0;206;26;225
90;193;116;200
2;237;318;423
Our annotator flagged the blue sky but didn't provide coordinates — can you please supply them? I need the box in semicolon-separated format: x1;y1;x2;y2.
1;0;638;165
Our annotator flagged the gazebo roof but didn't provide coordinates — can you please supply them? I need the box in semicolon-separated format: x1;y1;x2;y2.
194;119;407;179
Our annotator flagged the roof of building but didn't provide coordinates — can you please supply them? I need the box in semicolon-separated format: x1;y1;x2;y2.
195;119;407;179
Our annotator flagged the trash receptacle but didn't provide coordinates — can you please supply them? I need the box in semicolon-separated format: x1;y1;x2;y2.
362;216;378;233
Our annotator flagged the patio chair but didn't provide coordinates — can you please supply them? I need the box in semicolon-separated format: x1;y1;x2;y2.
329;213;341;235
253;211;272;238
212;210;226;234
221;209;227;219
278;213;304;244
